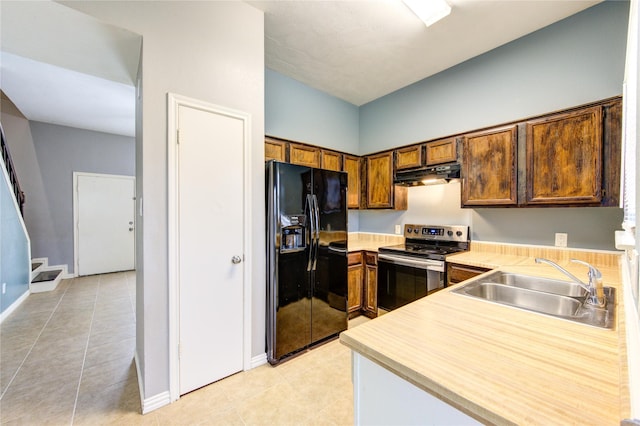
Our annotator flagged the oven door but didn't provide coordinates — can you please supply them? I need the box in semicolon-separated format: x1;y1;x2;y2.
377;253;444;311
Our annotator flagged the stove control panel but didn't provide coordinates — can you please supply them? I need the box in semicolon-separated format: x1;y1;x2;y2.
404;224;469;242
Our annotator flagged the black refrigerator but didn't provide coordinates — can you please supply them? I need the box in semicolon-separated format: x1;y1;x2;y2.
266;160;348;364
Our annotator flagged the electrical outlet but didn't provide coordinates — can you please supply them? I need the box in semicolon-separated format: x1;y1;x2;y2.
395;224;402;235
555;233;568;247
2;283;6;294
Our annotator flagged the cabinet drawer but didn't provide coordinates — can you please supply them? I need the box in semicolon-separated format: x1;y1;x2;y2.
348;252;363;266
447;263;491;285
364;252;377;266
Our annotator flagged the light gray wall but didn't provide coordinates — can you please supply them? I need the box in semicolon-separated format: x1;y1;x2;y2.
265;68;359;154
63;0;265;403
27;121;135;272
358;1;629;250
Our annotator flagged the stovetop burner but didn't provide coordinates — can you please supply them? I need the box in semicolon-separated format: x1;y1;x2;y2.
378;224;470;261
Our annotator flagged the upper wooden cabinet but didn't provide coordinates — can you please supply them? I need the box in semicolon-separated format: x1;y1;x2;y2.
290;143;320;168
265;137;287;162
395;145;423;170
524;106;602;205
461;98;621;208
343;154;361;209
462;125;518;207
365;151;407;209
321;149;342;171
426;138;457;165
366;152;394;208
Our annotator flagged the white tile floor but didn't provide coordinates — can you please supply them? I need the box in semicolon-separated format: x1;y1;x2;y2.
0;272;366;425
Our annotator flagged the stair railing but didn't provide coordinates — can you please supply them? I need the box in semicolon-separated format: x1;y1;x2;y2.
0;123;25;216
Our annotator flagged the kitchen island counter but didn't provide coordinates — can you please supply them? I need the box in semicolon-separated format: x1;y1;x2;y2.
340;243;630;424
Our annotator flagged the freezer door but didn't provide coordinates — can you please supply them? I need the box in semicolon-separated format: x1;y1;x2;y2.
310;168;348;344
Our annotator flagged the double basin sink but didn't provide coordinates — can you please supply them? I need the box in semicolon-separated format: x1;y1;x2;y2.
452;271;615;328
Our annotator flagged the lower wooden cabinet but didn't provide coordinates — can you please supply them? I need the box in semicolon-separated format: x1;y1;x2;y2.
447;262;492;287
348;252;364;318
363;252;378;318
348;251;378;318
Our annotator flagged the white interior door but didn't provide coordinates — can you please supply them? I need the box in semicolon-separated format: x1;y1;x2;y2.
76;173;135;276
177;103;244;395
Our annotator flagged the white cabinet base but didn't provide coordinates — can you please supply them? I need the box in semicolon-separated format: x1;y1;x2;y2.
352;352;480;425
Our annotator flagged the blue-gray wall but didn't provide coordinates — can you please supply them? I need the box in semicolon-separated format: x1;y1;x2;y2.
0;162;30;315
266;68;360;154
27;122;135;273
264;2;628;248
266;68;361;229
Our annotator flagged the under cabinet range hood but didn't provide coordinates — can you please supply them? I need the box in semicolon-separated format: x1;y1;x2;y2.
394;163;461;186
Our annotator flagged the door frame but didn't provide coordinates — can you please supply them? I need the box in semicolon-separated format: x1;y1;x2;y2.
73;171;136;277
167;92;253;402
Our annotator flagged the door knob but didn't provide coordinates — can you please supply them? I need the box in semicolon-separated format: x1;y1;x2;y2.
231;255;242;264
129;227;134;231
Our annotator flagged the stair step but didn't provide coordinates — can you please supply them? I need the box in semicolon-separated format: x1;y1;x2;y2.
30;269;62;293
31;261;43;271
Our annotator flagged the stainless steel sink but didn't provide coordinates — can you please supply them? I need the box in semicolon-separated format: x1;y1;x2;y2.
480;270;588;297
452;273;615;329
460;282;582;317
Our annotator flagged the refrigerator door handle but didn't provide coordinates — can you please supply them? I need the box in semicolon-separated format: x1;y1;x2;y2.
306;194;315;272
311;194;320;271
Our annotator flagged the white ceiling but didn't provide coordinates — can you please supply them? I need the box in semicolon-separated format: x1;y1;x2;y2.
0;0;602;137
251;0;602;106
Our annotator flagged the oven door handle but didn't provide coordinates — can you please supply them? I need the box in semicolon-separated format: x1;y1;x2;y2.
378;253;444;272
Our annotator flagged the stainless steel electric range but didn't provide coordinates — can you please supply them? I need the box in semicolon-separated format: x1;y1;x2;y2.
377;224;470;312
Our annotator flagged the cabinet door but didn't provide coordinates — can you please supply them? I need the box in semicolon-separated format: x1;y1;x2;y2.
348;253;364;317
290;143;320;168
395;145;423;170
366;152;394;208
265;138;287;162
363;264;377;318
525;106;602;205
343;155;361;209
321;150;342;171
426;138;457;165
462;125;518;207
363;252;378;318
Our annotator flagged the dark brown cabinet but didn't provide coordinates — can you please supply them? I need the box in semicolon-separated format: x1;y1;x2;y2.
395;145;423;170
447;263;492;286
321;149;342;171
343;154;361;209
365;151;407;210
524;106;602;205
265;137;287;162
426;137;457;165
462;125;518;207
347;252;364;318
461;99;621;208
290;143;320;168
363;252;378;318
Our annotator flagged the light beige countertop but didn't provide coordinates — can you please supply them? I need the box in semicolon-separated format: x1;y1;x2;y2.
348;232;403;253
340;242;629;425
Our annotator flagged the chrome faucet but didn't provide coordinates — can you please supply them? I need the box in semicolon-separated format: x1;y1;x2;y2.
534;258;606;307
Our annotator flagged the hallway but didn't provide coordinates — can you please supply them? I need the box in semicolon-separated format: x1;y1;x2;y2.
0;272;360;425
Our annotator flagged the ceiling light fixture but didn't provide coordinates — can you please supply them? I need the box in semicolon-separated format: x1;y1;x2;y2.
402;0;451;27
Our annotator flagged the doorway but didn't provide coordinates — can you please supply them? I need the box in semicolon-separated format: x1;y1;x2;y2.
73;172;135;276
167;93;252;398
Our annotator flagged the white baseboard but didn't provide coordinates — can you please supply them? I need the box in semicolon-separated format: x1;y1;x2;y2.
135;351;171;414
250;353;267;369
0;289;30;324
